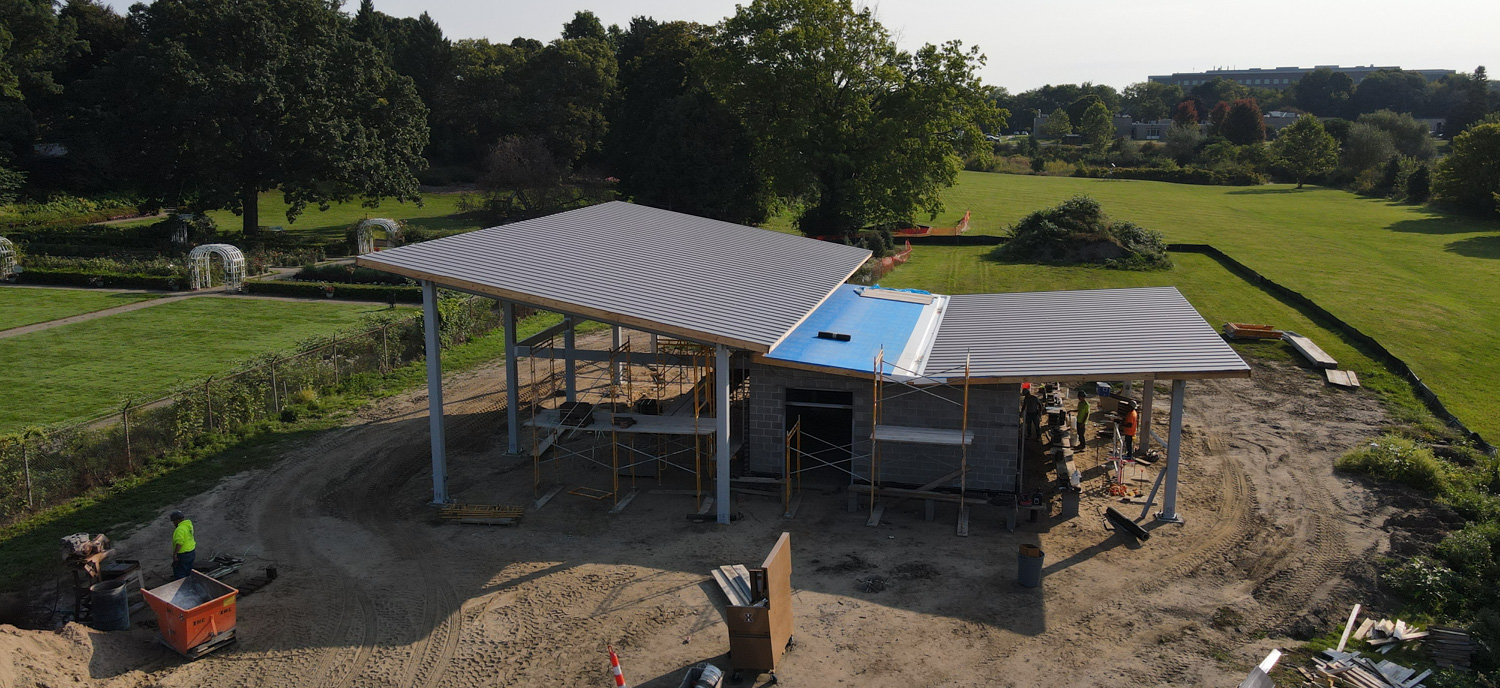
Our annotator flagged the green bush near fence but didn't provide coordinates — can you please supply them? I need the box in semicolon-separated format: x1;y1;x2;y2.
244;280;422;302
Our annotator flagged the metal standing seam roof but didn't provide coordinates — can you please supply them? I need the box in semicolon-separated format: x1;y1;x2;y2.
924;286;1251;381
354;201;872;352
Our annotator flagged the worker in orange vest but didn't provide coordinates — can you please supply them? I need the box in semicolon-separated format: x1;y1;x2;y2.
1121;402;1139;456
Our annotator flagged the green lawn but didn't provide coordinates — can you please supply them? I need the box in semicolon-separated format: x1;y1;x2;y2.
880;247;1431;426
0;297;405;431
115;191;479;241
854;172;1499;440
0;287;159;330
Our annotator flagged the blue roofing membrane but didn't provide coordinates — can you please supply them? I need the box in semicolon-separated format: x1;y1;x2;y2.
765;285;925;373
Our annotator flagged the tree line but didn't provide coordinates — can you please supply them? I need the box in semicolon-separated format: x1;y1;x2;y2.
0;0;1002;238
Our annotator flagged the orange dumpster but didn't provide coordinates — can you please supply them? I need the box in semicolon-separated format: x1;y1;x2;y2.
142;571;238;658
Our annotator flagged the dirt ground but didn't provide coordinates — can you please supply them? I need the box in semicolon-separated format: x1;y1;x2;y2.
2;334;1407;688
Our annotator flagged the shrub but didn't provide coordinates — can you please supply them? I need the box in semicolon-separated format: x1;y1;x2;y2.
242;280;422;303
1381;556;1458;614
992;195;1171;270
1071;166;1266;186
1435;523;1500;576
293;264;412;285
1336;433;1449;492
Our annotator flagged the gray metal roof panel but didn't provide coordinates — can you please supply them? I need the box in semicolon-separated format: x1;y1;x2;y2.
355;201;872;351
926;286;1250;379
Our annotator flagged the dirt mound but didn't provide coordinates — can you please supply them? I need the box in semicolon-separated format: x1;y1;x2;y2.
0;623;91;688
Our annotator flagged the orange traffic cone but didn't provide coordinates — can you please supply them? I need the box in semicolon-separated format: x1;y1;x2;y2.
608;645;629;688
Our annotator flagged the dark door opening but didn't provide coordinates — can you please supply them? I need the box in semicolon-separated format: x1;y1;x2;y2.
785;402;854;487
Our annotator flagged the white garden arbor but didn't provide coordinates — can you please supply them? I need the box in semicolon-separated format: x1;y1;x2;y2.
355;218;402;255
187;243;246;291
0;237;16;276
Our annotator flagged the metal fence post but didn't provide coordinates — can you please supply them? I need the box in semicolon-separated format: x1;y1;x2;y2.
205;377;214;433
270;357;280;413
333;336;340;386
122;403;133;471
381;325;389;374
21;436;34;510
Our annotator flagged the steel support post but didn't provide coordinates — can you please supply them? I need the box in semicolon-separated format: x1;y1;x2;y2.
716;344;732;525
422;281;449;504
503;301;521;454
1138;377;1154;454
611;326;622;387
1157;379;1186;523
563;318;577;402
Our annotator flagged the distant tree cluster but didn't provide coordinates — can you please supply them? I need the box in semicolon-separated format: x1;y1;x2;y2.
0;0;1002;238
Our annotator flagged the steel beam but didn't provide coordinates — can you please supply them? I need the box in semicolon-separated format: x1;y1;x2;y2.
503;300;520;454
422;281;449;504
516;346;694;367
1157;379;1186;523
716;344;732;525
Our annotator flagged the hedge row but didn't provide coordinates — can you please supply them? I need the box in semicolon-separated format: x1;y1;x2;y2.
243;280;422;303
1073;166;1267;186
15;267;180;290
293;264;411;285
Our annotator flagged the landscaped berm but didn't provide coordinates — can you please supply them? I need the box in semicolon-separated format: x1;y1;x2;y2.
0;202;1455;688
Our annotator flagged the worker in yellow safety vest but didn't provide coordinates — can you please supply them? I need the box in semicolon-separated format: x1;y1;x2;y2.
1076;394;1091;442
169;511;196;580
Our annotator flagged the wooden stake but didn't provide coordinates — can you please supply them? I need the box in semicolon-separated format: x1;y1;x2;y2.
1336;603;1362;652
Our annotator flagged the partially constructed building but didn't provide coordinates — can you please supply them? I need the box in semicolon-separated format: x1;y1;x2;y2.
356;201;1250;527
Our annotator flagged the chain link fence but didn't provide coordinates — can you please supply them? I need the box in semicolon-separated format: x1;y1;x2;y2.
0;295;520;526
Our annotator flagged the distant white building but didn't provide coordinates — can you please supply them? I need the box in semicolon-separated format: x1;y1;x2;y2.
1148;65;1454;88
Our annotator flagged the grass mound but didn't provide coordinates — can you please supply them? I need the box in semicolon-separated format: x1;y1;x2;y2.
991;195;1170;270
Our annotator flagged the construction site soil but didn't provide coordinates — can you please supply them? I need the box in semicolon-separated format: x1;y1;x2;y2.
2;334;1422;688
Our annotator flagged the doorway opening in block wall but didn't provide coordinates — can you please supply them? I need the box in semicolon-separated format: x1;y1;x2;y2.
785;388;854;488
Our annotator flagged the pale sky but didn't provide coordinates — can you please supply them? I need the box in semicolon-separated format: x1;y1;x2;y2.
104;0;1498;92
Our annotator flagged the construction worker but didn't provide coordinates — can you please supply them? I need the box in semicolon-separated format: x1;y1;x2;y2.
169;510;196;580
1022;389;1042;440
1121;402;1139;456
1076;394;1091;442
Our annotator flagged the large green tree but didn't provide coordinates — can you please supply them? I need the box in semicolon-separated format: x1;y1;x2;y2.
98;0;428;235
1122;81;1182;122
1351;69;1431;116
1292;68;1353;117
1357;110;1435;160
1272;114;1338;188
709;0;1002;236
1039;108;1072;139
607;19;766;224
1078;100;1115;150
1433;122;1500;215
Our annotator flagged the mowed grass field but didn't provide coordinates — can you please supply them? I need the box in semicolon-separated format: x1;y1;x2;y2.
115;191;477;241
0;297;403;432
0;287;158;330
880;248;1428;423
855;172;1499;439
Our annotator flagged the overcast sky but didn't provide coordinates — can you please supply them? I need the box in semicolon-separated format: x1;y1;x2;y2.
104;0;1498;92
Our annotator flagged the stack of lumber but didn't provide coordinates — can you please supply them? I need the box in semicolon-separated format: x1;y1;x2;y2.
1354;617;1429;654
1313;650;1430;688
710;565;763;607
1282;330;1338;369
1426;626;1473;672
439;504;525;525
1223;322;1284;340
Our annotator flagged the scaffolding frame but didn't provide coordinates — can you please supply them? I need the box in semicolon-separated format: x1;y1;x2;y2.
863;347;972;529
527;331;726;511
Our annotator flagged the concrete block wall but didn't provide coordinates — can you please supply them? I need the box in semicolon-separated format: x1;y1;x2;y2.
745;363;1020;491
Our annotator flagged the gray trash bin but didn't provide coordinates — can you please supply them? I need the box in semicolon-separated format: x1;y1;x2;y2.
1018;544;1044;588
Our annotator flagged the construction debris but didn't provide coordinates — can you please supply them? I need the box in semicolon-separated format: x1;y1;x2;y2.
439;504;525;525
1282;330;1338;369
1223;323;1285;340
1426;627;1473;672
1313;649;1430;688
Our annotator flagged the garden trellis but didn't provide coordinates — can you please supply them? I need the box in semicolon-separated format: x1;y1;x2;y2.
187;243;246;291
0;236;16;276
355;218;402;255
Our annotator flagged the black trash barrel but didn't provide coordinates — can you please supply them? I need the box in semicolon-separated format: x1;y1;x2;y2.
90;579;130;631
1018;544;1044;588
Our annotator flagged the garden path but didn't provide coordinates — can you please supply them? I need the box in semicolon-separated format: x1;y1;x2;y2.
0;287;380;340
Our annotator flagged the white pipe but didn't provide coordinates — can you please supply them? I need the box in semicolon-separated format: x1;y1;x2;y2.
716;344;732;525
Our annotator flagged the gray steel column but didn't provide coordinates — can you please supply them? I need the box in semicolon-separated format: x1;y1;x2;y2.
716;344;732;525
611;325;622;387
649;333;658;354
563;318;577;403
421;281;449;504
1138;377;1154;454
503;301;520;454
1158;379;1186;523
